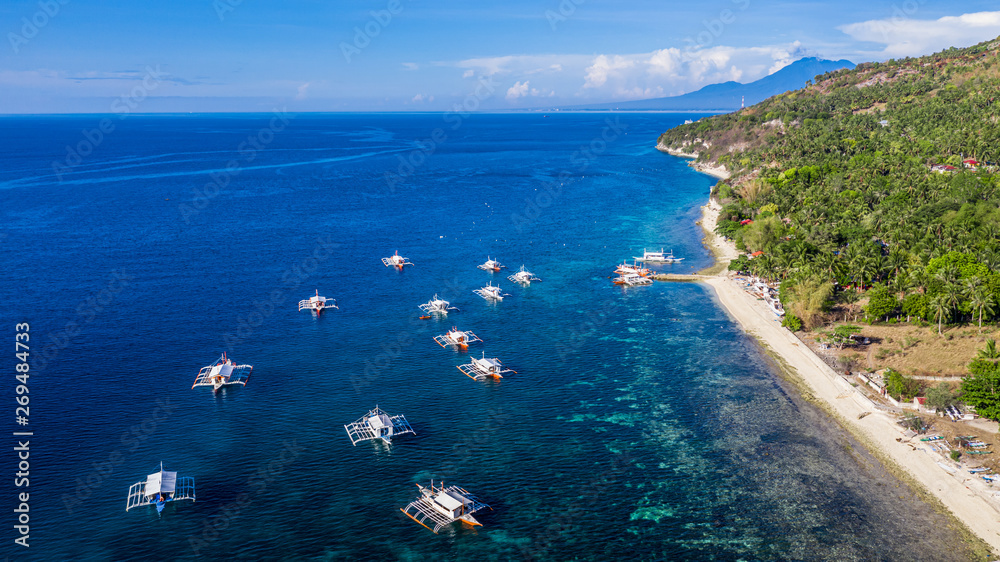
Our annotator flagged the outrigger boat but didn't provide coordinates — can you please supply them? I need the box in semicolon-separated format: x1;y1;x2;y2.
634;248;684;263
614;260;650;277
400;480;491;534
457;351;515;380
192;353;253;391
507;265;540;285
298;290;338;316
473;282;508;301
382;251;413;268
477;256;505;272
613;272;653;286
125;462;196;513
419;294;458;315
344;406;416;446
434;327;482;349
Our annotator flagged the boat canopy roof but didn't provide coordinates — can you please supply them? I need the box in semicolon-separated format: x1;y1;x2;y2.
475;357;501;369
145;470;177;495
210;362;234;378
368;413;391;430
434;492;464;511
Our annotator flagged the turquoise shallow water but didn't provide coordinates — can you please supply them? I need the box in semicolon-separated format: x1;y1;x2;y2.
0;113;974;560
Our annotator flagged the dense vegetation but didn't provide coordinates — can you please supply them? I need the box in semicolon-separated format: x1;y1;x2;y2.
659;38;1000;333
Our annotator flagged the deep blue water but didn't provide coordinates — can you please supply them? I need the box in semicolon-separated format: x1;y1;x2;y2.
0;113;974;560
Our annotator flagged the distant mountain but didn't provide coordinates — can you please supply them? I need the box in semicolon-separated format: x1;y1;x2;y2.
570;57;855;111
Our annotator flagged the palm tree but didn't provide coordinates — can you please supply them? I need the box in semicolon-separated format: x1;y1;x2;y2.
908;268;927;294
930;293;950;336
887;247;908;278
970;286;996;333
978;339;1000;360
941;282;962;321
856;256;879;292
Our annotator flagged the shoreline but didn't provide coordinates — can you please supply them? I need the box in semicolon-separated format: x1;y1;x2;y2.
657;142;732;180
691;175;1000;555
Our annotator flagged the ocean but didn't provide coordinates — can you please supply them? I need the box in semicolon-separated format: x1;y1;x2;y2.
0;112;975;560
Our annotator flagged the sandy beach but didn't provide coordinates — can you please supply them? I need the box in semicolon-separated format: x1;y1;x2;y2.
695;197;1000;554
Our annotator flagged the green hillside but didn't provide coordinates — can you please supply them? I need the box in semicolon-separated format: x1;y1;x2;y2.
658;37;1000;332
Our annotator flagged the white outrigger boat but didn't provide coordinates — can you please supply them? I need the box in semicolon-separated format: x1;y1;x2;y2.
507;265;540;285
613;272;653;286
382;251;413;268
614;260;650;277
191;353;253;391
477;256;505;272
298;290;338;316
419;294;458;315
433;327;482;349
473;282;508;301
344;406;416;446
125;462;196;513
634;248;683;263
457;351;515;380
400;480;491;534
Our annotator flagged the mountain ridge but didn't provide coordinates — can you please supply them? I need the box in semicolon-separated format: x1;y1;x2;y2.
559;57;855;111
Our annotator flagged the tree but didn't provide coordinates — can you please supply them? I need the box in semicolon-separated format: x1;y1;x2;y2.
929;293;950;335
885;369;922;401
742;215;786;253
831;324;863;350
925;382;957;412
782;275;834;329
978;339;1000;360
970;285;995;332
901;292;928;321
962;358;1000;421
864;284;898;322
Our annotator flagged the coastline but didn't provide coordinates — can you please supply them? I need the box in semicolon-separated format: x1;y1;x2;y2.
692;175;1000;555
657;142;732;180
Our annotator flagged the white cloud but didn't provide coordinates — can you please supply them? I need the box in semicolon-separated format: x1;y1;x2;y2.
574;43;805;100
455;55;516;76
452;55;584;78
295;82;310;100
838;10;1000;59
411;94;424;103
506;80;530;100
647;48;682;78
402;62;419;71
583;55;635;88
437;42;809;103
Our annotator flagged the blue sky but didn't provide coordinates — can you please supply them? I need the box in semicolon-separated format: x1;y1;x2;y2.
2;0;1000;113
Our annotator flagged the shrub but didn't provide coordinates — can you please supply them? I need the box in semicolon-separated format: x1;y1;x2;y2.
782;314;803;331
